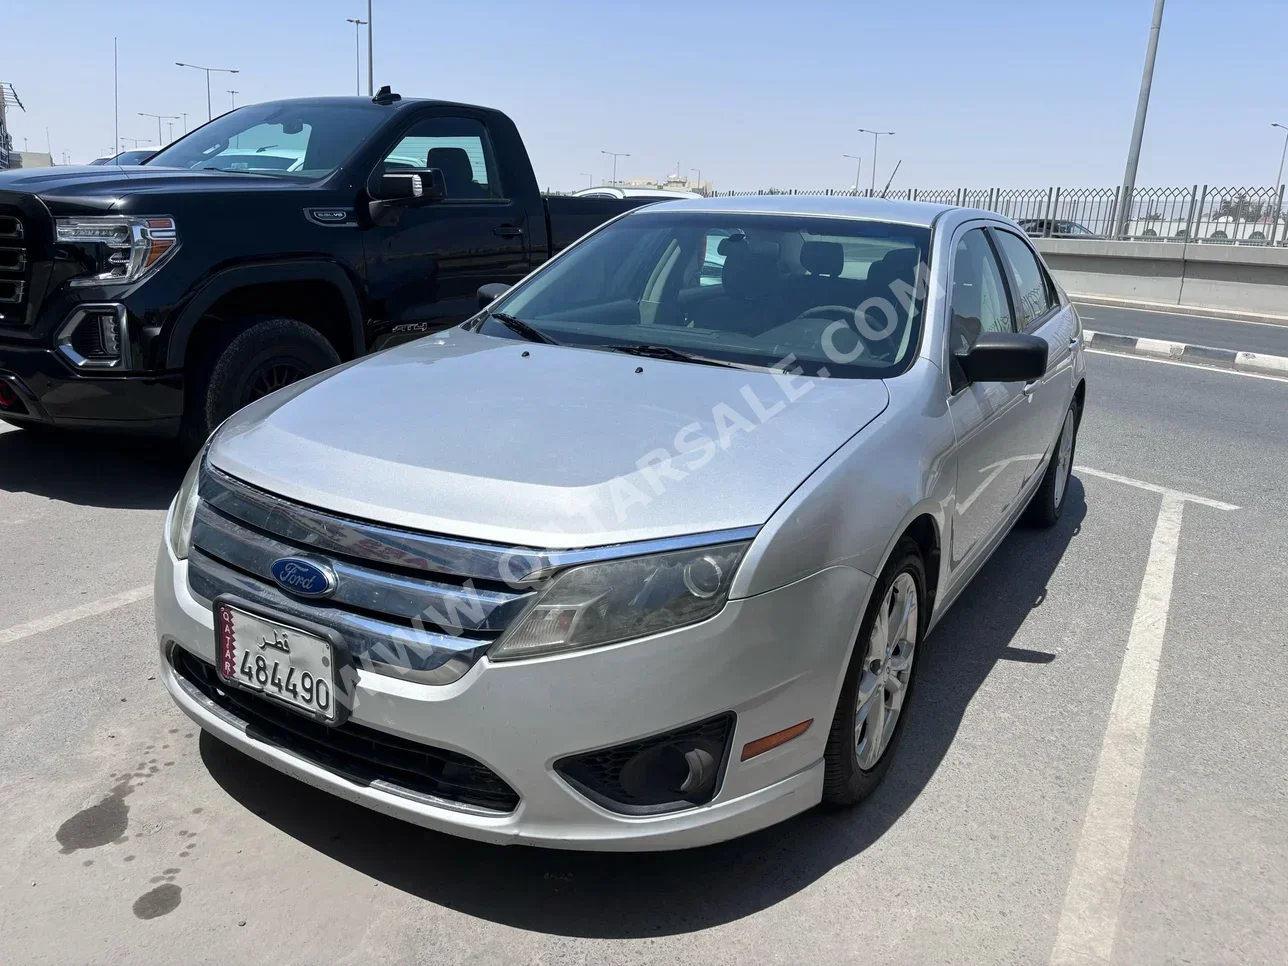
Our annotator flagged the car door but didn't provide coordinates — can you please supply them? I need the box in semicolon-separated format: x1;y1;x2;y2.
363;113;532;348
989;226;1078;493
946;225;1032;571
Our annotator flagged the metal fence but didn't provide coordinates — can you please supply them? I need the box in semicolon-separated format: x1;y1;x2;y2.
702;185;1288;245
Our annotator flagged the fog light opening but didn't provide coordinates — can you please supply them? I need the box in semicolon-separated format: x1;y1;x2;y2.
0;381;25;413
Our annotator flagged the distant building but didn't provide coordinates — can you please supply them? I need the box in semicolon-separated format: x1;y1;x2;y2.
11;151;53;168
612;170;713;195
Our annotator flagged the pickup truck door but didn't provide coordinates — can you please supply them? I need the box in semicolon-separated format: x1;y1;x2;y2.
364;113;532;348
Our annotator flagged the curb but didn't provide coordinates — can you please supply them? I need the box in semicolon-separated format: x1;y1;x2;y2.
1083;329;1288;377
1070;294;1288;327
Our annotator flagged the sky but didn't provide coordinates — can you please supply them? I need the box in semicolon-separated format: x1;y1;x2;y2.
4;0;1288;192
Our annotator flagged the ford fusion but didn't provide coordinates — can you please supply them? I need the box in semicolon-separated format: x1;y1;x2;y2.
155;196;1086;850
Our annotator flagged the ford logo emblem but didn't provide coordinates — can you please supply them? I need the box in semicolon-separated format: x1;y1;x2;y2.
270;557;337;599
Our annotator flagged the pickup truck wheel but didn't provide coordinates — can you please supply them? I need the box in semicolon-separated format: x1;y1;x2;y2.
822;538;926;806
182;318;340;451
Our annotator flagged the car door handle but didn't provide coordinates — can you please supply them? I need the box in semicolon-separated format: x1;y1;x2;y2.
493;226;525;237
1068;336;1080;349
1022;380;1039;396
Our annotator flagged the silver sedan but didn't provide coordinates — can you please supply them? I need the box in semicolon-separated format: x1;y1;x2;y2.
155;195;1086;849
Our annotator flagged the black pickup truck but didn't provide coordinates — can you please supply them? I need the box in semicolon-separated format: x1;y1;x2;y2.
0;89;647;447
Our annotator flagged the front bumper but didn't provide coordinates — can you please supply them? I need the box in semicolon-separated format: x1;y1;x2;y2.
0;342;182;432
155;539;872;851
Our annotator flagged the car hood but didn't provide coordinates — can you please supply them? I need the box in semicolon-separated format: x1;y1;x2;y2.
0;165;307;213
209;330;890;548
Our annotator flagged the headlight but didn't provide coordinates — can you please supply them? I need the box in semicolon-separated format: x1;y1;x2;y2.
167;446;205;560
490;542;749;661
55;216;180;287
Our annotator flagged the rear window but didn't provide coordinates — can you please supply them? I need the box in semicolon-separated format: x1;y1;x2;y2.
479;211;933;379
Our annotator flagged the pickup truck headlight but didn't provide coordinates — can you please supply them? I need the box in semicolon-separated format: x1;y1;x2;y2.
167;447;205;560
490;542;749;661
55;216;179;287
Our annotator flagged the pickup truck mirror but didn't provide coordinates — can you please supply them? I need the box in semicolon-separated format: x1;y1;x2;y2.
954;332;1048;385
372;167;447;205
478;283;510;309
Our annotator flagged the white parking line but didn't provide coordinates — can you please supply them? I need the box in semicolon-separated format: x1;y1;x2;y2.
0;585;153;646
1086;348;1288;382
1051;471;1237;964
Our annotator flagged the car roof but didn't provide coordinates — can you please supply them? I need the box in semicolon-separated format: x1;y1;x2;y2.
636;194;955;227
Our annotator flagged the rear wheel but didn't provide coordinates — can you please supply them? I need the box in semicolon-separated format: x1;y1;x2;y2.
181;318;340;453
822;538;926;805
1023;400;1080;528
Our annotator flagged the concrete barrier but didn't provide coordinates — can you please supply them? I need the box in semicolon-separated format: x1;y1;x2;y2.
1033;238;1288;319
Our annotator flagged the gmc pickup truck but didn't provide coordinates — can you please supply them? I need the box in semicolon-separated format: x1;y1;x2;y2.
0;88;647;448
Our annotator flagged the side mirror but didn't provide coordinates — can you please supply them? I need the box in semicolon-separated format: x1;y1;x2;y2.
955;332;1048;384
478;282;510;309
371;167;447;205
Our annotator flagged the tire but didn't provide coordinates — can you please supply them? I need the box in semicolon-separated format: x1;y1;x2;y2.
822;538;927;806
181;318;340;453
1023;399;1080;528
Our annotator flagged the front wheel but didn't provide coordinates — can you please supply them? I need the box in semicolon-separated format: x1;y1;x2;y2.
181;318;341;453
1024;400;1080;528
822;538;927;805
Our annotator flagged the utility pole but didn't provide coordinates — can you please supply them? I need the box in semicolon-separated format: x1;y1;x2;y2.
1115;0;1166;238
857;129;894;196
139;112;178;146
176;62;240;121
346;18;368;94
1273;122;1288;189
601;149;629;184
113;38;119;160
843;154;862;195
366;0;374;96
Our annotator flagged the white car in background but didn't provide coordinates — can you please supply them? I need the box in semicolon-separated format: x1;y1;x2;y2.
573;186;702;200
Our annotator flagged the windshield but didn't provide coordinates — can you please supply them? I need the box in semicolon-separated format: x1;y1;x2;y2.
477;211;932;378
146;102;385;179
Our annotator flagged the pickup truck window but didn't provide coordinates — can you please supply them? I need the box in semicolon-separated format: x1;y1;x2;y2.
147;102;387;179
480;211;932;379
382;117;504;201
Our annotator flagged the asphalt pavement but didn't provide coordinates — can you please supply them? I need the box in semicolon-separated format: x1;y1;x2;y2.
1073;301;1288;357
0;351;1285;964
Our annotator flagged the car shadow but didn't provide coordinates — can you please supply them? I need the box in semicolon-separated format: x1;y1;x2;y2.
0;426;186;510
200;479;1087;938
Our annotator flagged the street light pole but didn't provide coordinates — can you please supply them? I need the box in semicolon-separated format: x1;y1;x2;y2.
843;154;863;195
366;0;374;96
227;90;239;109
182;112;190;134
857;129;894;196
691;167;702;193
601;150;629;184
1273;123;1288;189
1115;0;1166;238
346;18;368;95
139;112;178;146
176;62;240;121
580;172;593;188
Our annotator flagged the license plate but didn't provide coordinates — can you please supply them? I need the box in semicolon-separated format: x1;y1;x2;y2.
214;601;341;723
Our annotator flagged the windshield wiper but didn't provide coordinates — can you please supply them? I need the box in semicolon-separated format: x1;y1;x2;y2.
601;344;772;371
489;312;561;345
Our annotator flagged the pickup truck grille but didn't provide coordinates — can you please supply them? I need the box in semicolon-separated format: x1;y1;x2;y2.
0;210;29;326
187;464;540;686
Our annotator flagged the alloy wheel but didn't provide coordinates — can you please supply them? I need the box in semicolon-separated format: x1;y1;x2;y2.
1053;408;1076;509
244;361;310;404
855;571;919;770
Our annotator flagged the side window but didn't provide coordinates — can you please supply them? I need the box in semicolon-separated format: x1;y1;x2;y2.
992;229;1057;328
382;116;504;201
949;228;1013;356
698;230;731;286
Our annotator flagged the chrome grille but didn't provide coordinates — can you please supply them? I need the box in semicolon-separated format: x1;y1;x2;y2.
190;465;539;685
0;210;30;324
